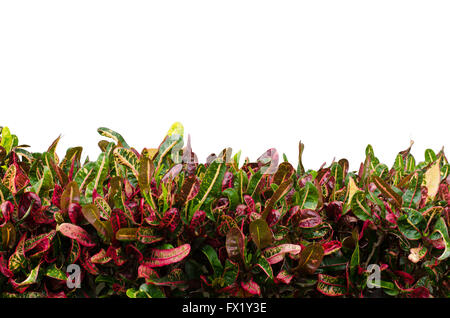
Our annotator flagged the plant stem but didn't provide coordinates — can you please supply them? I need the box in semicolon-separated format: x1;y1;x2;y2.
364;232;385;268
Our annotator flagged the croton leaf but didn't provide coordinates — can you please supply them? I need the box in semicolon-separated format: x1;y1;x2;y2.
350;191;372;221
432;217;450;260
296;181;319;210
97;127;129;148
275;269;294;285
57;223;96;247
113;147;140;180
60;181;81;211
115;227;139;241
0;126;13;153
45;263;67;280
201;245;223;276
263;244;301;264
225;227;245;262
372;175;403;209
317;274;347;297
85;146;112;197
11;263;41;289
298;209;322;228
191;158;226;218
256;256;273;280
137;227;163;245
81;204;113;244
322;240;342;255
296;243;324;275
423;158;441;200
408;245;427;263
222;259;239;287
143;244;191;267
241;278;261;296
249;218;273;250
397;208;426;240
262;179;293;219
273;162;295;186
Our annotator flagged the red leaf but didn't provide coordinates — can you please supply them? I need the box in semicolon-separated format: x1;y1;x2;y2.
322;240;342;255
143;244;191;267
0;252;13;278
298;209;322;228
275;269;294;284
0;201;13;226
409;287;430;298
264;244;301;264
241;278;261;296
58;223;96;247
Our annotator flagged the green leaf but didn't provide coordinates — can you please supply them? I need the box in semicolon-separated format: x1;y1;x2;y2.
8;234;27;273
138;155;155;208
81;204;113;244
139;284;166;298
432;217;450;260
113;147;139;180
256;256;273;280
30;166;54;196
14;263;40;287
45;263;67;281
222;188;239;210
249;218;273;250
349;240;360;281
350;191;372;221
191;158;226;218
397;208;426;240
94;196;112;220
74;161;96;192
296;181;318;210
201;245;223;276
86;145;112;198
154;123;184;171
402;172;423;209
372;175;403;209
424;148;436;164
98;127;129;148
222;259;239;287
317;274;347;296
369;280;399;296
137;227;163;245
0;126;13;154
262;179;293;219
246;170;263;197
330;162;343;186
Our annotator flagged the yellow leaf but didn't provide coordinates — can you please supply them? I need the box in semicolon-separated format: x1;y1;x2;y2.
424;158;441;200
167;122;184;137
347;176;359;204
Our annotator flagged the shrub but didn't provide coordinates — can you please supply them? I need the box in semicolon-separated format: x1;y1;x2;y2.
0;124;448;298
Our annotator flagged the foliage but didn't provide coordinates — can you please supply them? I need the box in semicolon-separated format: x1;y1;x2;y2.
0;124;449;298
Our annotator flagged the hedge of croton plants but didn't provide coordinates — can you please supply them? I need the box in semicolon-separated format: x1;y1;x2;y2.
0;123;448;298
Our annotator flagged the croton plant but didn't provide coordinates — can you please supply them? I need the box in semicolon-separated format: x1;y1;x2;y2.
0;123;448;298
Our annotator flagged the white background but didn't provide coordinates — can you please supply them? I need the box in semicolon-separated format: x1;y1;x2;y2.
1;1;449;171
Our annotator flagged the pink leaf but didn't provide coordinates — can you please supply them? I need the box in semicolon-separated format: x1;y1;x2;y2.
241;278;261;296
264;244;301;264
58;223;96;247
143;244;191;267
